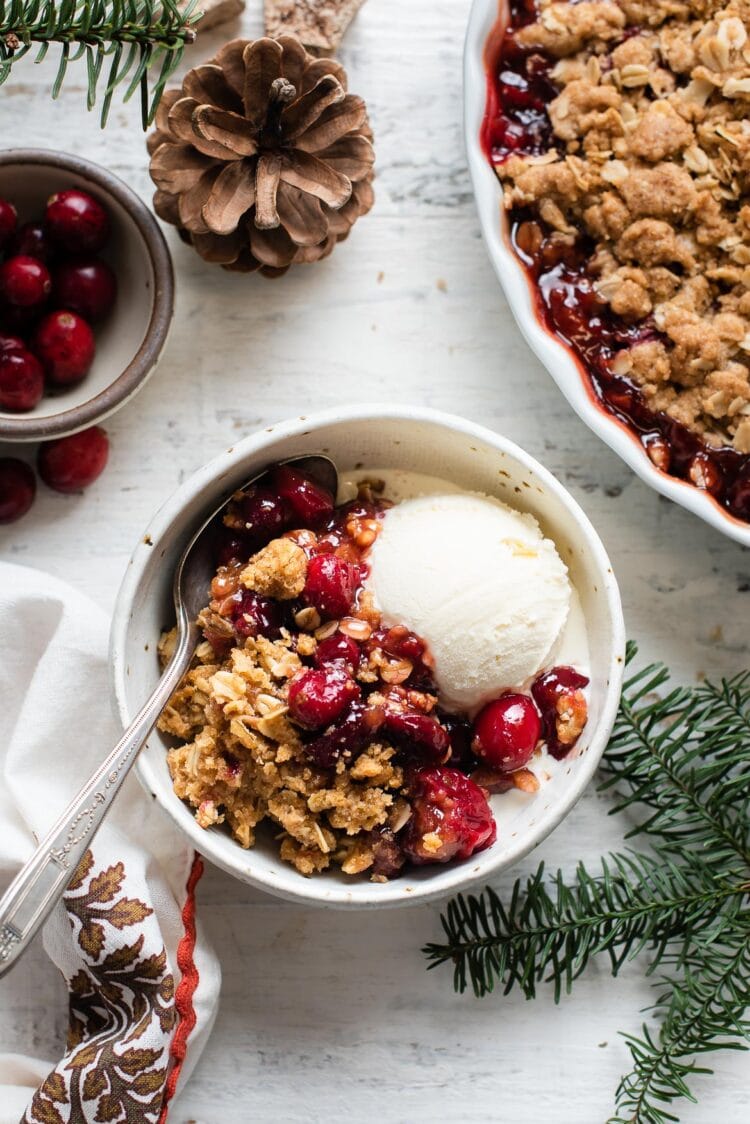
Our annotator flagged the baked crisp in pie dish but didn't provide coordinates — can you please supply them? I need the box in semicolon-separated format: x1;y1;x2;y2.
158;462;590;881
484;0;750;521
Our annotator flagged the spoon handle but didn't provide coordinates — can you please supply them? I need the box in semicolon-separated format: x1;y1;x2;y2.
0;623;198;978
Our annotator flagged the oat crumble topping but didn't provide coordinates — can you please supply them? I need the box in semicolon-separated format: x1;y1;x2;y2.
496;0;750;455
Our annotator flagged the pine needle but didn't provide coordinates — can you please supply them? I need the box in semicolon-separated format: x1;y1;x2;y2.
0;0;200;127
423;645;750;1122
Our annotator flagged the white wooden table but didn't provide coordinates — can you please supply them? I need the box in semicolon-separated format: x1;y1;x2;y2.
2;2;749;1120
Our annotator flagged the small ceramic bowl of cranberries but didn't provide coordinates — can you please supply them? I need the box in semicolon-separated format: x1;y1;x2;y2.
0;149;173;454
111;406;626;910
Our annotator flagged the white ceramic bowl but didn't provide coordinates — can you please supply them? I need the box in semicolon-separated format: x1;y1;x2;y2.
465;0;750;548
111;406;625;908
0;149;173;443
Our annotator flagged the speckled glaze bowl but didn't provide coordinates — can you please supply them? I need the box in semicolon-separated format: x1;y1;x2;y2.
111;406;625;908
465;0;750;547
0;149;173;443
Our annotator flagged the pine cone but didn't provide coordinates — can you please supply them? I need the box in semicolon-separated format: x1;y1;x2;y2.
147;36;375;276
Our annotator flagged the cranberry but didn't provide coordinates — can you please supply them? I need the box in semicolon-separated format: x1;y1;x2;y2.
0;256;51;308
472;693;541;773
0;199;17;250
532;666;590;759
53;259;117;323
34;310;95;386
271;464;335;525
727;474;750;521
304;553;360;619
231;590;282;640
238;487;289;543
383;711;451;762
216;529;251;567
37;426;109;493
402;767;496;865
9;221;53;262
305;699;384;768
288;666;361;728
45;189;110;254
315;630;361;670
0;458;36;523
0;349;44;412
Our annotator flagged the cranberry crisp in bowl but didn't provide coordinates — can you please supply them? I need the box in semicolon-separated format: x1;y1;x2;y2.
111;407;624;907
466;0;750;544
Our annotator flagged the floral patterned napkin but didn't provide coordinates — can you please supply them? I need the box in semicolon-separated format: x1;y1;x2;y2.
0;562;220;1123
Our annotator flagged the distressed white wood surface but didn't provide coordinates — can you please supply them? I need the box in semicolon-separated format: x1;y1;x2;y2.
1;1;749;1121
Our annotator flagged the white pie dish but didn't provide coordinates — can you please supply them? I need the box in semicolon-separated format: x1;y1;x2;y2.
110;405;625;908
464;0;750;548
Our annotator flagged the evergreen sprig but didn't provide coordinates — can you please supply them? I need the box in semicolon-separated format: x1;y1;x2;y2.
423;645;750;1123
0;0;199;126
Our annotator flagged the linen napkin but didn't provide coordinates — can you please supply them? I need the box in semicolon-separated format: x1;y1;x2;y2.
0;561;220;1123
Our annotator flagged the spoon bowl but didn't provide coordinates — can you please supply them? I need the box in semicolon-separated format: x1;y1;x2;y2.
0;454;337;978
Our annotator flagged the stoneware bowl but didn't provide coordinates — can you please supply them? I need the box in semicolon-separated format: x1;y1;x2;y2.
465;0;750;548
0;149;173;443
111;406;626;908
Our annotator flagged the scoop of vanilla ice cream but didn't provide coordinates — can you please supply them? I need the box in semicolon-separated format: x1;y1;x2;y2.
365;492;571;712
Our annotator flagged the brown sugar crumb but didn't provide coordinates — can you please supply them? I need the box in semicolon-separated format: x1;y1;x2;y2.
241;537;307;600
496;0;750;452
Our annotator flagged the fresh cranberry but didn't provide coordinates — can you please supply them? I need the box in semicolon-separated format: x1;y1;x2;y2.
0;458;36;522
53;259;117;323
0;199;17;250
37;426;109;493
0;333;25;353
34;310;95;386
402;767;496;865
315;630;361;670
0;349;44;412
45;190;110;254
288;666;361;728
383;711;451;762
305;699;384;768
231;590;282;640
271;464;335;525
238;487;289;543
0;256;51;308
472;693;541;773
532;666;590;759
9;221;53;262
304;553;360;619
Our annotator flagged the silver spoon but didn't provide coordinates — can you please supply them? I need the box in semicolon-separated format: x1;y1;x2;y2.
0;454;338;978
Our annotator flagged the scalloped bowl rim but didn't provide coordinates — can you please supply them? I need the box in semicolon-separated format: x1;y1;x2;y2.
464;0;750;548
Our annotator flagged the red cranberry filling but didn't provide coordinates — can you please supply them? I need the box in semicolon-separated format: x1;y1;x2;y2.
532;666;590;759
304;553;360;619
472;693;542;773
402;767;496;864
383;711;451;762
314;631;361;670
288;666;361;729
231;590;283;640
305;699;385;768
271;463;335;525
483;6;750;522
